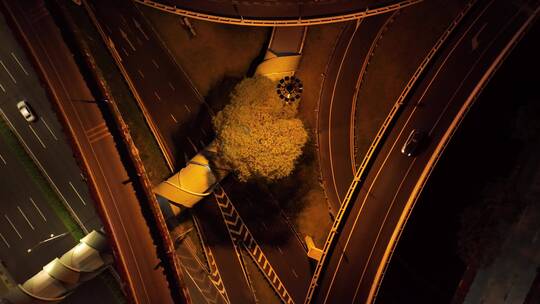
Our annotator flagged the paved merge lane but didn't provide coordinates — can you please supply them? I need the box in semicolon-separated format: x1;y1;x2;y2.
314;1;538;303
0;12;101;232
318;14;393;213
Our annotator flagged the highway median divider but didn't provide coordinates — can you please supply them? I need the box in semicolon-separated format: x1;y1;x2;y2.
48;1;189;302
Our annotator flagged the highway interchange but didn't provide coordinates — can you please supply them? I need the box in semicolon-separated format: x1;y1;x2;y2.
0;0;538;303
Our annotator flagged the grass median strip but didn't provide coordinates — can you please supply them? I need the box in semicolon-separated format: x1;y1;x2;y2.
0;119;84;240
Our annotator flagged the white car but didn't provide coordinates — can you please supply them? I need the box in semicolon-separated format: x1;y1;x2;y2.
16;100;36;122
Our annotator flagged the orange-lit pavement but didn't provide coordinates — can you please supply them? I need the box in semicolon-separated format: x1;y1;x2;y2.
1;1;174;302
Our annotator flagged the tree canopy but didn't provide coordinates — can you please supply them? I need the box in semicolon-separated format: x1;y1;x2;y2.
213;76;308;181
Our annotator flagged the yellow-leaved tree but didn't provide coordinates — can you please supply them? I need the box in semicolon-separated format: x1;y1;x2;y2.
213;76;308;181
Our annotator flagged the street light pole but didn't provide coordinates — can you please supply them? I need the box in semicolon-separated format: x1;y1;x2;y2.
27;232;70;253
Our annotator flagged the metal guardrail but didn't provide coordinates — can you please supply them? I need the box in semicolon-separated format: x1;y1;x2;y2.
303;1;477;303
135;0;422;27
367;5;539;302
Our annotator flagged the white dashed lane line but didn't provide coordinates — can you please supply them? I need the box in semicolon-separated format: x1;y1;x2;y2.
11;52;29;75
0;83;5;92
29;197;46;222
41;118;58;140
0;60;16;84
4;215;22;239
0;153;6;165
17;206;34;230
170;114;177;123
184;104;191;113
28;125;46;149
0;232;9;248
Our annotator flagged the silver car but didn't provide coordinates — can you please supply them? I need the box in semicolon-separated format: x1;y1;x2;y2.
17;100;36;122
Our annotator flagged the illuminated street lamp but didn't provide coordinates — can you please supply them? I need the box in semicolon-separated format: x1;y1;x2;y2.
27;232;70;253
276;75;303;103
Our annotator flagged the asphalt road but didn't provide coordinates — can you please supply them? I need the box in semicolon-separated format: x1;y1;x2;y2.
313;1;539;303
0;7;100;234
88;1;314;302
318;13;393;213
88;0;212;170
1;0;174;302
0;135;75;281
149;0;415;21
0;135;120;304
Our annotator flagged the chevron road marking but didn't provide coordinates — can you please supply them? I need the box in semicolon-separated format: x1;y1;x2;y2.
214;185;295;304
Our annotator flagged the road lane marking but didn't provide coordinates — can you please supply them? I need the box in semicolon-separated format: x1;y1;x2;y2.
28;125;46;148
327;20;361;204
0;232;9;248
4;215;22;239
0;83;5;92
351;161;415;303
119;28;136;51
137;69;145;79
0;153;6;165
151;59;159;69
0;108;88;233
170;114;177;123
187;137;197;152
277;246;283;255
184;104;191;113
41;118;58;140
18;206;35;230
69;181;87;206
85;122;106;135
0;60;16;83
29;197;46;222
121;47;129;57
324;2;499;301
168;82;175;91
133;18;149;40
292;269;298;278
11;53;29;75
154;91;161;101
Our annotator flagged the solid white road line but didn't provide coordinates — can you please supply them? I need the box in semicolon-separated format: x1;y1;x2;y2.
0;153;6;165
17;206;34;230
28;125;46;149
41;118;58;140
29;197;46;222
4;215;22;239
0;232;9;248
69;181;87;206
11;53;29;75
0;60;16;83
